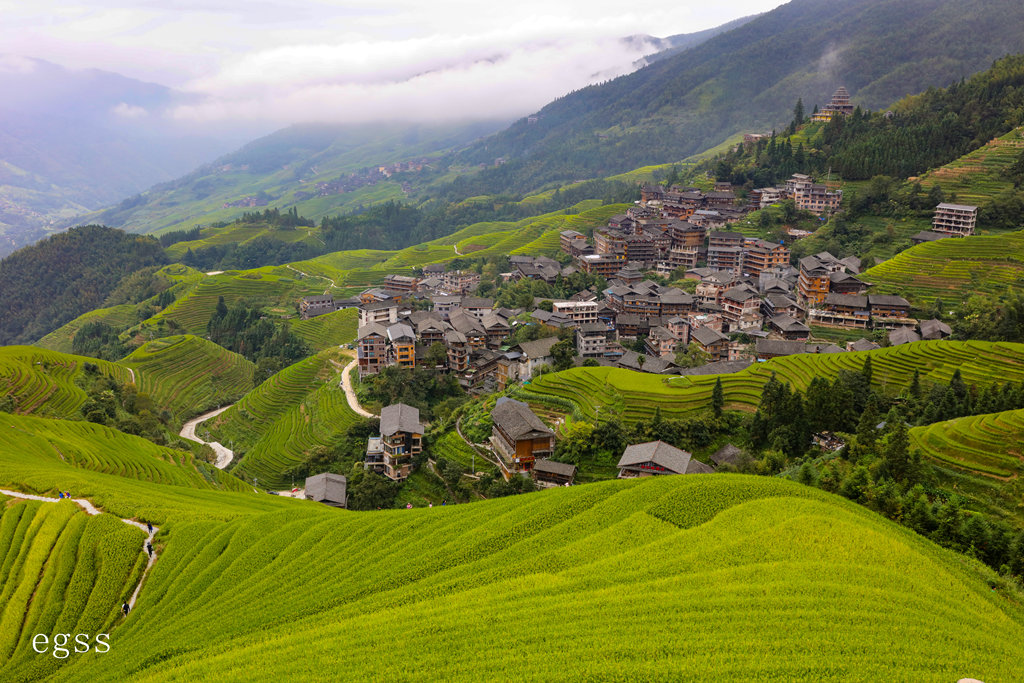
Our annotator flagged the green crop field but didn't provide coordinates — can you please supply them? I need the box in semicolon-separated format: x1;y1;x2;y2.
429;430;497;476
863;229;1024;305
910;408;1024;479
207;349;360;488
0;475;1017;681
0;346;132;419
288;308;358;351
915;126;1024;209
120;336;255;423
0;499;146;682
33;304;139;355
0;413;248;492
520;340;1024;422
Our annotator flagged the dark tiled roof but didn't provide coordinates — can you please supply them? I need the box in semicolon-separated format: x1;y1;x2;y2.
304;472;347;506
491;398;553;441
617;440;712;474
711;444;744;467
515;336;559;358
532;459;576;477
380;403;424;436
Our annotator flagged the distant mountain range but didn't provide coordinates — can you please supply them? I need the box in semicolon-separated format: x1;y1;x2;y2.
0;56;267;256
11;0;1024;250
451;0;1024;193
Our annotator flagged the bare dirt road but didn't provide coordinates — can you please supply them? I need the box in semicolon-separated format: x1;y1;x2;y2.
179;406;235;469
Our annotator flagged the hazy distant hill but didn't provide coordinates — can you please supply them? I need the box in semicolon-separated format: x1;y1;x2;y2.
0;57;263;256
451;0;1024;193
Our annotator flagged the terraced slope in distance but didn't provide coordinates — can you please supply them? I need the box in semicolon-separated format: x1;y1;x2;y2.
27;475;1024;683
0;346;132;419
520;340;1024;422
863;228;1024;306
915;126;1024;209
120;335;255;423
207;349;361;488
0;413;249;492
288;308;358;351
910;408;1024;479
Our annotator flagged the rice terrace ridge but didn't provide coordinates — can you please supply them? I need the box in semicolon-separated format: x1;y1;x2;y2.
4;0;1024;681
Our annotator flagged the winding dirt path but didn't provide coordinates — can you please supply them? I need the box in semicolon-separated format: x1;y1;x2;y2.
340;359;377;418
127;367;136;385
0;488;159;610
179;406;235;469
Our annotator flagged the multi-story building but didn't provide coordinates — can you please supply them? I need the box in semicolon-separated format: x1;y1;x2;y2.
379;403;424;482
490;398;555;475
797;253;843;306
931;203;978;237
552;300;599;325
359;301;399;326
383;274;419;292
386;323;416;368
808;294;870;329
356;323;388;378
299;295;336;319
442;270;481;294
444;330;469;372
742;239;790;277
579;253;626;277
576;322;615;358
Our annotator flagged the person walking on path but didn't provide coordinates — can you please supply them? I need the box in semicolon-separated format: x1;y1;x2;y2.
122;602;130;617
146;542;153;558
147;522;153;534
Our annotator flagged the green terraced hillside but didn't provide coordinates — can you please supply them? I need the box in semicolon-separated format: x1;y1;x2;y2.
520;340;1024;422
120;336;255;423
0;498;146;682
0;346;132;419
0;413;248;492
910;408;1024;479
206;349;360;488
288;308;358;351
915;127;1024;209
0;475;1015;682
863;230;1024;306
34;265;206;354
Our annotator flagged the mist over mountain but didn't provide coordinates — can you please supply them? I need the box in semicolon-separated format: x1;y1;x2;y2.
0;56;268;256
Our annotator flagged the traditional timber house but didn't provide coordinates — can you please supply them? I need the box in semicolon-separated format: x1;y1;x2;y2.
379;403;425;482
490;398;555;475
617;441;713;477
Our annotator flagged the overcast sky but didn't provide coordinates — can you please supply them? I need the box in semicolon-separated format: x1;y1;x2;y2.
0;0;788;125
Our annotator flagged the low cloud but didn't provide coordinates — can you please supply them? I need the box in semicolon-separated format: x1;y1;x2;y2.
111;102;148;118
172;28;667;124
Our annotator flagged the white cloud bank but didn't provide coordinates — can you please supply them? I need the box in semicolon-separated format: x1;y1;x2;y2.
173;26;666;124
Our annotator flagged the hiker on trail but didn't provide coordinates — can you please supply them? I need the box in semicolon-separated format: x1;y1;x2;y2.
58;492;63;499
146;542;153;557
147;522;153;534
406;503;413;509
122;602;130;617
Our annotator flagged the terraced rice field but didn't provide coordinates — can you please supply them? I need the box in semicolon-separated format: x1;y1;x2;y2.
13;475;1022;682
864;230;1024;305
0;497;146;682
208;350;359;488
0;346;132;418
521;341;1024;422
34;304;139;355
0;413;248;492
288;308;358;351
430;430;496;475
910;408;1024;478
140;271;319;337
915;127;1024;208
120;336;255;422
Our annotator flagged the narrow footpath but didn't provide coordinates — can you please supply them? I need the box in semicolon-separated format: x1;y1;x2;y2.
0;488;158;610
340;359;377;418
179;406;235;469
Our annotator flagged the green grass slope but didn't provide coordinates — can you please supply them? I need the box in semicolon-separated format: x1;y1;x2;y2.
120;336;255;422
864;229;1024;306
1;413;248;492
520;340;1024;422
206;349;359;488
910;408;1024;479
915;126;1024;209
0;499;146;683
287;308;358;351
0;346;132;419
18;475;1022;682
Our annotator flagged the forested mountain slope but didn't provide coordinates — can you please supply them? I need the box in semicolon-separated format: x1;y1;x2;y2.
452;0;1024;193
